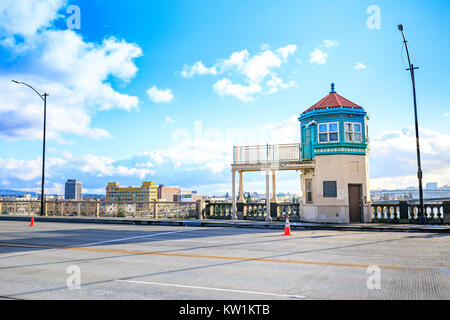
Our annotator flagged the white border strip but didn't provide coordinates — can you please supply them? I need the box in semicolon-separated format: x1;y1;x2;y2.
114;279;306;299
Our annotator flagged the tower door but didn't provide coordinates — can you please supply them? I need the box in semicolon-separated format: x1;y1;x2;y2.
303;127;312;160
348;184;362;222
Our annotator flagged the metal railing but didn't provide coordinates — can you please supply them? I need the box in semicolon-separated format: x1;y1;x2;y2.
233;143;310;165
0;199;199;219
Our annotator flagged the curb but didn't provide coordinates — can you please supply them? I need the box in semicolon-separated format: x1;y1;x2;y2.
0;215;449;233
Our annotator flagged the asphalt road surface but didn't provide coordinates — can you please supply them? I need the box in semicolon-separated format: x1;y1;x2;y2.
0;220;449;300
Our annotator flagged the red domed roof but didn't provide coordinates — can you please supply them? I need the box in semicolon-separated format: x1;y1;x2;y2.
302;83;363;114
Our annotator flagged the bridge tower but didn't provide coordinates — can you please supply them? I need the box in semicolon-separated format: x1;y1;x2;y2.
298;83;371;223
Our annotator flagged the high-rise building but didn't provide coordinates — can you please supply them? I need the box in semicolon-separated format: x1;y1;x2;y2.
65;179;82;201
106;181;158;202
426;182;438;190
157;184;180;202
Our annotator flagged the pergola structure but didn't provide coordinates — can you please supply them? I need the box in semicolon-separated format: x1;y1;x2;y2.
231;143;314;221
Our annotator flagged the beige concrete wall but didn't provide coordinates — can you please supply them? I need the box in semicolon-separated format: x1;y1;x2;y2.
301;153;371;223
302;204;348;223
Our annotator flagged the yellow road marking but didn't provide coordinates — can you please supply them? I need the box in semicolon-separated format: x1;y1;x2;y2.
0;242;442;272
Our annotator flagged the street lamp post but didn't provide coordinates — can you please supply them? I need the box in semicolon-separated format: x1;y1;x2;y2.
12;80;49;216
397;25;425;223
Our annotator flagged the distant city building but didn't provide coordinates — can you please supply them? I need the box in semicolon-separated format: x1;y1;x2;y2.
106;181;157;202
8;193;39;201
173;189;202;202
45;195;64;200
204;196;228;202
371;185;450;201
157;184;180;202
426;182;438;190
65;179;82;201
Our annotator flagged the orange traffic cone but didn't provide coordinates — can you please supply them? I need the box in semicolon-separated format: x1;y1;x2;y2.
29;216;35;227
283;217;291;236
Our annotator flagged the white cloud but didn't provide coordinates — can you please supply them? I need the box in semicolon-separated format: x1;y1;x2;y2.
0;0;65;40
276;44;298;61
322;40;339;48
310;49;328;64
0;0;142;142
164;116;175;125
354;62;367;70
181;61;218;78
309;40;338;65
74;154;153;179
182;44;297;102
370;127;450;188
0;158;43;181
152;115;300;173
266;76;296;94
136;162;154;168
61;151;72;159
213;78;262;102
239;49;284;84
146;86;174;103
219;49;250;71
0;154;154;188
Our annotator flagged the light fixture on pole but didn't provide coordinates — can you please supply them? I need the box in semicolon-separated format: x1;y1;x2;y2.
397;25;425;223
12;80;49;217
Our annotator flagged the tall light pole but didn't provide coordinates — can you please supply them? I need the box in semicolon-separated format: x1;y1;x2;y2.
397;25;425;223
12;80;49;216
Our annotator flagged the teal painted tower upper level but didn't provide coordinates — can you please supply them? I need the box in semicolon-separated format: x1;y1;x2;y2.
298;83;369;160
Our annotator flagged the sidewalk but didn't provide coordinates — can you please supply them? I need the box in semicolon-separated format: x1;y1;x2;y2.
1;215;449;233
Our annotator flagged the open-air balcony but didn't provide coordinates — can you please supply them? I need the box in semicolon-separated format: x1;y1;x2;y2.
232;143;314;172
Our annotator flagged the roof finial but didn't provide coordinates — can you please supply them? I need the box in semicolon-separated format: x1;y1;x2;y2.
330;82;336;93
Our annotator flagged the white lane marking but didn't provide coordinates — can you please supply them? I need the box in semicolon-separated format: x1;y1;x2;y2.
77;229;197;247
114;279;306;299
0;228;197;259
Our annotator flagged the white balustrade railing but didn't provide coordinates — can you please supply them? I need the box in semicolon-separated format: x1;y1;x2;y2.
233;143;308;165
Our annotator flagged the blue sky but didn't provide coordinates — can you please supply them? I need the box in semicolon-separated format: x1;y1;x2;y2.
0;0;449;195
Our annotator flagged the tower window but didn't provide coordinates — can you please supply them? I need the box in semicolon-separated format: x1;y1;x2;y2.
305;179;313;203
323;181;337;198
345;122;362;143
318;122;339;143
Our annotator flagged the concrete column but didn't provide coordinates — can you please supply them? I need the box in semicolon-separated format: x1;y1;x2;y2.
399;201;409;223
96;200;100;217
153;201;158;219
238;171;245;203
209;202;214;218
61;202;65;216
197;200;204;220
271;171;277;202
232;170;237;220
265;170;272;222
0;199;2;215
443;200;450;224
